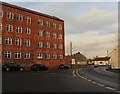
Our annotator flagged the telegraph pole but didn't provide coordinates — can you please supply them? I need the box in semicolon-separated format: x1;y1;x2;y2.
70;42;72;56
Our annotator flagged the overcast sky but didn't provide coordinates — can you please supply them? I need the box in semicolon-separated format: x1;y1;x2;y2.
3;1;118;58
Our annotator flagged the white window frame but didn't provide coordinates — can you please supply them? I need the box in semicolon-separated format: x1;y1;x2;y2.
52;54;57;59
15;38;22;46
16;14;23;21
38;30;43;36
45;21;50;27
58;34;62;39
59;54;63;59
38;19;43;26
25;28;31;34
0;10;3;17
5;37;12;45
4;51;11;59
15;52;21;59
45;32;50;38
7;12;14;19
58;44;63;49
16;26;22;33
38;42;43;48
58;24;62;30
0;38;1;44
52;23;56;29
25;40;30;46
6;24;13;32
52;43;57;49
37;53;42;59
24;52;30;59
26;16;31;23
0;52;2;59
52;33;56;39
45;53;50;59
45;42;50;48
0;23;2;31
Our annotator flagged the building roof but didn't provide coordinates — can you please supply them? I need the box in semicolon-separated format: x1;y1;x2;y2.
0;2;64;22
92;57;110;61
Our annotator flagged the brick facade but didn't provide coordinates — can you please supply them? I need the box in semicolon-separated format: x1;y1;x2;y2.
0;2;65;69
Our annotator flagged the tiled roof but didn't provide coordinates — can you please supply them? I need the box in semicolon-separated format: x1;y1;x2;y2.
0;2;64;22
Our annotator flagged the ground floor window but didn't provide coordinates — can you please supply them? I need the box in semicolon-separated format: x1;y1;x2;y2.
37;53;42;59
24;52;30;59
15;52;21;59
4;51;11;59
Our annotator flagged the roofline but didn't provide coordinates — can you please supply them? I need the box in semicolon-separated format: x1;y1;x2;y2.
0;2;64;22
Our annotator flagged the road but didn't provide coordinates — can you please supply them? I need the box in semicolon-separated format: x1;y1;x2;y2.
2;66;120;93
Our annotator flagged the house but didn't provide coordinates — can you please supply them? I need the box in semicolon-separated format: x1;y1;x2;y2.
109;46;120;69
65;52;87;66
92;56;111;66
0;2;65;69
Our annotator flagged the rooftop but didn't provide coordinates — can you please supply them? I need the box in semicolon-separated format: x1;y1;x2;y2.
0;2;64;22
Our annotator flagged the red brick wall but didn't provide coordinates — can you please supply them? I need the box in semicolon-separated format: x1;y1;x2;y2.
1;3;65;69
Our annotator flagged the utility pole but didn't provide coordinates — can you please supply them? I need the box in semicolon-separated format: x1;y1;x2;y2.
70;42;73;68
107;50;108;57
70;42;72;56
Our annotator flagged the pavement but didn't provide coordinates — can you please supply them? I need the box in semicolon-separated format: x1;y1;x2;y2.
2;66;120;93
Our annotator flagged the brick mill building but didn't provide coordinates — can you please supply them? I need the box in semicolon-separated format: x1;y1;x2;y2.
0;2;65;69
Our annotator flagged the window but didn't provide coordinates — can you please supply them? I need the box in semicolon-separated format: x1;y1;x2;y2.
16;14;23;21
0;38;1;44
38;19;43;26
25;28;31;34
52;23;56;29
0;10;3;17
26;16;31;23
15;52;21;59
25;40;30;46
24;52;30;59
0;52;1;59
38;30;43;36
16;26;22;33
38;42;43;48
0;23;2;31
52;54;57;59
6;24;13;32
45;21;50;27
58;24;62;30
15;38;22;46
7;12;14;19
5;37;12;45
58;34;62;39
52;33;56;38
45;42;50;48
52;43;57;49
45;32;50;38
4;51;11;59
59;54;63;59
58;44;63;49
45;53;50;59
37;53;42;59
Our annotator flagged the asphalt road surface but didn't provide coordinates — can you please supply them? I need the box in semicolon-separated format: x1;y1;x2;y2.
2;66;120;93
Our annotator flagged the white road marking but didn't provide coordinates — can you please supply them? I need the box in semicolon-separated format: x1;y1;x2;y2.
72;71;76;77
116;91;120;93
72;70;118;93
92;81;97;84
105;87;116;91
97;83;104;87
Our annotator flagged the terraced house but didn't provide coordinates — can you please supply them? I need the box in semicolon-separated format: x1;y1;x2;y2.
0;2;65;69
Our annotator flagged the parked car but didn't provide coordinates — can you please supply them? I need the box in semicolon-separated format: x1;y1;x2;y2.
31;64;48;71
2;63;25;71
58;64;70;69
